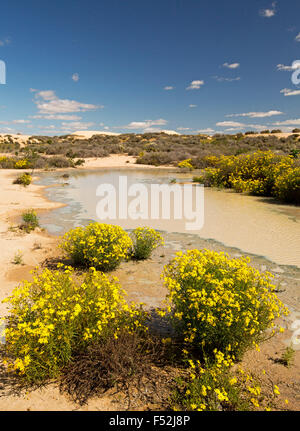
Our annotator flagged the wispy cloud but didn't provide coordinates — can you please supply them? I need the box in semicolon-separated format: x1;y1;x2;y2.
72;73;79;82
213;76;240;82
0;37;11;46
223;62;240;69
33;89;101;114
196;128;215;134
276;61;300;71
226;110;283;118
60;121;94;130
272;118;300;125
123;119;167;130
259;2;277;18
31;114;82;120
164;86;174;90
295;33;300;42
216;121;265;130
186;80;204;90
280;88;300;96
189;104;197;108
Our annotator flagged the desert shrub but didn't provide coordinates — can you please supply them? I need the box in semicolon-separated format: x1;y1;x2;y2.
48;156;74;168
273;167;300;204
13;173;32;187
2;266;146;383
162;249;288;359
60;223;133;271
131;227;164;260
20;209;39;232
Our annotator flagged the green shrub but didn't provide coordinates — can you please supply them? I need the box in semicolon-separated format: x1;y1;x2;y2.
13;173;32;187
60;223;133;271
2;266;146;383
162;249;288;359
20;209;39;233
131;227;164;260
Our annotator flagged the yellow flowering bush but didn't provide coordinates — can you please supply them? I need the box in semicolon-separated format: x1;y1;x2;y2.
131;227;164;260
200;151;299;204
15;159;29;169
178;159;194;170
13;173;32;187
163;249;288;359
60;223;133;271
2;265;146;382
273;167;300;204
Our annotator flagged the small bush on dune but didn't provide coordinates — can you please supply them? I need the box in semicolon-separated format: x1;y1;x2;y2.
131;227;164;260
60;223;133;271
162;249;288;360
2;266;146;383
13;173;32;187
20;209;39;233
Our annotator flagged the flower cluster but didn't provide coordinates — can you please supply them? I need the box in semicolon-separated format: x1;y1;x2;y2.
162;249;289;358
0;156;30;169
2;265;146;382
174;349;279;411
60;223;133;271
131;227;164;260
178;159;194;170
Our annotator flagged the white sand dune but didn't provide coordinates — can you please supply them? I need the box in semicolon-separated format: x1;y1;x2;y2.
71;130;120;138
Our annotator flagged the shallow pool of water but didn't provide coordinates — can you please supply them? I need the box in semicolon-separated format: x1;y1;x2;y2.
36;168;300;268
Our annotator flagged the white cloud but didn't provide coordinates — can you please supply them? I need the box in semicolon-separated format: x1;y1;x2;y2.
189;104;197;108
272;118;300;125
280;88;300;96
72;73;79;82
186;80;204;90
31;114;82;121
123;119;167;130
164;86;174;90
60;121;94;130
196;128;215;134
295;33;300;42
260;2;276;18
276;62;300;71
216;121;265;130
223;62;240;69
177;127;191;131
214;76;240;82
226;110;283;118
33;89;101;114
12;119;31;124
216;121;245;128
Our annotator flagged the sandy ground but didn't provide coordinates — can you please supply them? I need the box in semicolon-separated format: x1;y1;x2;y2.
0;156;299;411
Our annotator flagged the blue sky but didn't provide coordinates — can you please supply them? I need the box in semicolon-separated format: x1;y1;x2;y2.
1;0;300;135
